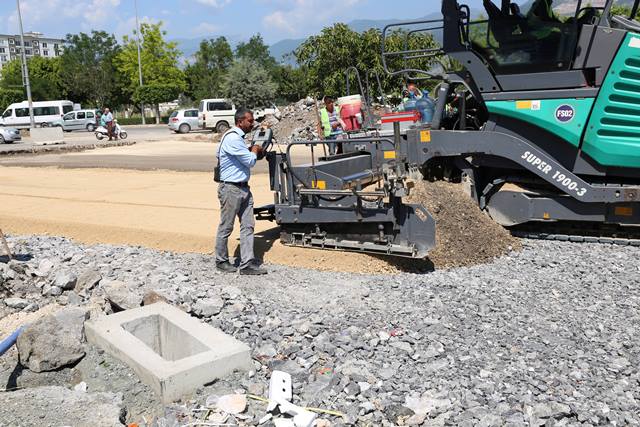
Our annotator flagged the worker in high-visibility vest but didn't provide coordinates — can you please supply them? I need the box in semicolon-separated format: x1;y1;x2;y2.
319;96;346;155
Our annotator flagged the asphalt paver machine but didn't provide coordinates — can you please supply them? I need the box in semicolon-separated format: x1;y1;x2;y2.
257;0;640;257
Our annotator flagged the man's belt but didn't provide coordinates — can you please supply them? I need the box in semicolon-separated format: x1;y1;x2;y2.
222;181;249;187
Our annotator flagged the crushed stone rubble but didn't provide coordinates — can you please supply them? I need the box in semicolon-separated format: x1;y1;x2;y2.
0;234;638;426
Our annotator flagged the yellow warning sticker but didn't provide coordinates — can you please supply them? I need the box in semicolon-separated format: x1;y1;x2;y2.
516;100;541;110
420;130;431;142
383;151;396;159
312;180;326;190
516;101;532;109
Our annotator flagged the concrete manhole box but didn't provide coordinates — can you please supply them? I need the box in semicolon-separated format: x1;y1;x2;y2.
85;302;252;403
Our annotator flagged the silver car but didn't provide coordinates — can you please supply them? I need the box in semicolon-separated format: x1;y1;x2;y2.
51;109;98;132
0;127;21;143
169;109;199;133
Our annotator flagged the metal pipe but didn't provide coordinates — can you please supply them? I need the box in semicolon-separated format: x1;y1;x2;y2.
431;83;449;130
15;0;34;129
134;0;145;125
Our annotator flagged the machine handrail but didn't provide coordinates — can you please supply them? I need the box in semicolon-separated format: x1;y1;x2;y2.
381;17;445;79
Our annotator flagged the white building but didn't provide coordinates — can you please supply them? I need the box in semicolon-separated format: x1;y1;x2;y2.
0;32;63;70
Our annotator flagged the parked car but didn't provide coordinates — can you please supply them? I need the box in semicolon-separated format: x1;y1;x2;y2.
168;109;199;133
254;103;281;121
0;127;22;144
0;100;74;129
50;109;98;132
198;99;236;133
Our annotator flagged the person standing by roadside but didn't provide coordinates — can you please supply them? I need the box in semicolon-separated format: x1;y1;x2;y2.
103;108;114;141
215;108;267;275
320;96;346;155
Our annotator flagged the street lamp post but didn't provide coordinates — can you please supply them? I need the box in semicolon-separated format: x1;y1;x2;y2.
134;0;145;125
16;0;35;129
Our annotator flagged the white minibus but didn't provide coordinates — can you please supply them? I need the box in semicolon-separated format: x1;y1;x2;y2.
0;100;75;128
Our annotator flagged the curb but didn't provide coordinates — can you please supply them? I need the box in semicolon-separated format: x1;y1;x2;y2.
0;140;137;157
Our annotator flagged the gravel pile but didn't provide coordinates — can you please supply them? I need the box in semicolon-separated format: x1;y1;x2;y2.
408;181;521;269
1;234;639;426
264;98;320;143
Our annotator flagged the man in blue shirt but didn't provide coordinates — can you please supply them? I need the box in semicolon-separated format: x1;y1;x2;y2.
215;108;267;275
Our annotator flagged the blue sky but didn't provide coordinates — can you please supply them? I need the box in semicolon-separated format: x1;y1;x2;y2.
0;0;489;44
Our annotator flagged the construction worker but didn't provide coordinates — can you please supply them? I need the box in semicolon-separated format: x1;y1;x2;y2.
320;96;346;155
403;82;424;101
215;108;267;276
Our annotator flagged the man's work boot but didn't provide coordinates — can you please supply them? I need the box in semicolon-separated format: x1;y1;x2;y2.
239;264;267;275
216;261;236;273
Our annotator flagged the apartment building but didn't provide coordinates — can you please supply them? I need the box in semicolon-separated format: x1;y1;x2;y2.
0;32;63;69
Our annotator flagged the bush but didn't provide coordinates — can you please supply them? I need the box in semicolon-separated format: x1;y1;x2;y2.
0;89;23;112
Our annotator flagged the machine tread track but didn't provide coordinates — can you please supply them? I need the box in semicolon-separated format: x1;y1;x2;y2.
512;226;640;247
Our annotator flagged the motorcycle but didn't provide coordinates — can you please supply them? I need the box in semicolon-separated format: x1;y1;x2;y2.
95;120;128;140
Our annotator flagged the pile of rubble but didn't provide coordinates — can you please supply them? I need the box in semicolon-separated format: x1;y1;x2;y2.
262;97;320;143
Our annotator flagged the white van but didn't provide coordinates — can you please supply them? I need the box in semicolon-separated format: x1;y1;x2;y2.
0;100;74;129
198;99;235;133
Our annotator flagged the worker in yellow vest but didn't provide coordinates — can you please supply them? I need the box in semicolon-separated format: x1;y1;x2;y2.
320;96;346;155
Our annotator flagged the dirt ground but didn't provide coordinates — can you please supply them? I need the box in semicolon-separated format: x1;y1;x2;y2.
0;165;517;274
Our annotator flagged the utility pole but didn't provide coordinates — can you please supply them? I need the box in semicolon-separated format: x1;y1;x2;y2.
16;0;34;129
134;0;145;125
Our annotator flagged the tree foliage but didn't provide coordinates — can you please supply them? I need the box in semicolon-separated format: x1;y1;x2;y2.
222;59;277;109
185;37;233;101
60;31;124;108
133;83;182;106
295;24;440;98
0;88;23;112
235;34;278;72
116;22;185;121
0;56;63;101
116;22;186;99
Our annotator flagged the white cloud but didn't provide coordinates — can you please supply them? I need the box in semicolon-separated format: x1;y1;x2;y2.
192;22;220;36
262;0;364;36
4;0;122;35
83;0;121;27
195;0;231;7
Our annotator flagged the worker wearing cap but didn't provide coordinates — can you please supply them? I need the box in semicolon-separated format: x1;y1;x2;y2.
215;108;267;276
320;96;346;155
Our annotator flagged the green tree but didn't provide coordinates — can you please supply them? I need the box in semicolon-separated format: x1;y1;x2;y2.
0;56;63;101
272;64;308;102
116;22;186;123
185;36;233;101
235;34;277;72
0;88;23;112
295;24;439;99
222;59;277;109
133;83;182;111
60;31;124;109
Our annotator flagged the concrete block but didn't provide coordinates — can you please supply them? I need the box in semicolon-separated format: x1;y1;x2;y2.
30;127;64;145
85;302;252;403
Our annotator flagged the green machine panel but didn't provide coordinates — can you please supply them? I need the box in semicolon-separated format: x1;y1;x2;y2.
583;33;640;168
486;98;594;148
